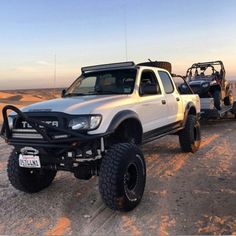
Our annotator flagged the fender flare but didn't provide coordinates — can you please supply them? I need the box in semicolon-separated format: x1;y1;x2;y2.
183;102;198;127
106;110;143;134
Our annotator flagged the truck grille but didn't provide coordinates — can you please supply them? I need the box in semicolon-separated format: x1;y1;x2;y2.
12;116;61;140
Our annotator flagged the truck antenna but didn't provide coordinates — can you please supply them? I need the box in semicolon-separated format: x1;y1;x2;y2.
123;4;128;61
53;54;57;97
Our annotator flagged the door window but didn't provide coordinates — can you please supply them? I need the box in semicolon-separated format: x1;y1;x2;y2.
158;71;174;94
139;70;161;96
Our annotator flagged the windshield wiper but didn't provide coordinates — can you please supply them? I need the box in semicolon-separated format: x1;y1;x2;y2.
95;90;123;95
64;93;87;97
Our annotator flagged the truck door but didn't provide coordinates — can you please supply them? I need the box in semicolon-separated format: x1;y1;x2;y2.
137;69;169;133
158;70;184;124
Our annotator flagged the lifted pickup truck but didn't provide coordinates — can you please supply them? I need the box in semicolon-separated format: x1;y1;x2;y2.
1;61;201;211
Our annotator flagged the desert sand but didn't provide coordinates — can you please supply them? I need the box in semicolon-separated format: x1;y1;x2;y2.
0;88;61;123
0;117;236;235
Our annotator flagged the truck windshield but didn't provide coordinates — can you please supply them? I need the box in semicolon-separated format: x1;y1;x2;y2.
65;69;137;96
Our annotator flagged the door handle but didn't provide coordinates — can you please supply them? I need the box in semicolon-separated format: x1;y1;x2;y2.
176;97;180;102
161;100;166;105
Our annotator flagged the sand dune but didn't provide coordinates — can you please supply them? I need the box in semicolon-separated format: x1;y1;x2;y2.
0;103;24;123
0;92;15;99
0;88;61;123
20;95;43;102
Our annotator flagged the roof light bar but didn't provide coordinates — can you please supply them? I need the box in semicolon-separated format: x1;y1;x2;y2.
81;61;135;73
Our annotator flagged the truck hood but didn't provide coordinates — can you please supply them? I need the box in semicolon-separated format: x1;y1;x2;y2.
21;95;130;115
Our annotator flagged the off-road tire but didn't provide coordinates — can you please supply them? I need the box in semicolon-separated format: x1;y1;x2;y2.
7;151;57;193
224;91;234;106
179;115;201;153
138;61;172;73
213;90;221;110
99;143;146;211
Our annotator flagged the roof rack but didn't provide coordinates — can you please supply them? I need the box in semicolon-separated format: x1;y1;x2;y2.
81;61;135;73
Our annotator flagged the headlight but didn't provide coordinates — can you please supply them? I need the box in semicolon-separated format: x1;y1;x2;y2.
68;115;102;130
202;83;209;88
90;116;102;129
8;116;14;129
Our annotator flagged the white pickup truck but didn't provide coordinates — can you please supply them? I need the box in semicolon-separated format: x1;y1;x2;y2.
1;61;201;211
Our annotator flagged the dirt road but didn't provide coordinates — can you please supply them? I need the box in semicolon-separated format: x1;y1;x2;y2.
0;118;236;235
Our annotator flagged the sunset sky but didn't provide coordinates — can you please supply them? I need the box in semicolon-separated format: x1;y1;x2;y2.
0;0;236;90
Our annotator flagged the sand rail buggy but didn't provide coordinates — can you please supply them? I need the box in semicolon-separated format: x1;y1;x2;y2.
1;61;201;211
186;60;236;118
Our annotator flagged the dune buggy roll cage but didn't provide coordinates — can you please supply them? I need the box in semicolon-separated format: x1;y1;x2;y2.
186;60;226;79
0;105;105;149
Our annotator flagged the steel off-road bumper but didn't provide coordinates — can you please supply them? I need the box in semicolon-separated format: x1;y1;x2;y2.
0;105;108;150
1;105;108;176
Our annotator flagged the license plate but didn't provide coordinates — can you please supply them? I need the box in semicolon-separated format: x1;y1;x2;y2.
19;154;41;168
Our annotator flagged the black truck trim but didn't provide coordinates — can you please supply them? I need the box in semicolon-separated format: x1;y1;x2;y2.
1;105;108;149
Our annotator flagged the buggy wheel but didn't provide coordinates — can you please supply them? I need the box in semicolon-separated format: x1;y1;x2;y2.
99;143;146;211
7;151;57;193
213;90;221;110
224;91;234;106
179;115;201;153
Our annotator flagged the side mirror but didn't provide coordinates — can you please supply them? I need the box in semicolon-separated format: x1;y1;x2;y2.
140;84;159;95
61;89;66;97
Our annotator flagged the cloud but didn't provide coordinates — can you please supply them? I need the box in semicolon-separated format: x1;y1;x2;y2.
36;60;52;66
15;66;36;73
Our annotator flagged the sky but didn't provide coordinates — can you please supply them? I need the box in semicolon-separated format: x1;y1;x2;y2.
0;0;236;90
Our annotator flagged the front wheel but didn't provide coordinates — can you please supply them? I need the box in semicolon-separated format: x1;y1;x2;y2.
99;143;146;211
179;115;201;153
7;151;57;193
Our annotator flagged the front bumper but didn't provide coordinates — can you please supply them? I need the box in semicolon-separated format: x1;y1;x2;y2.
0;105;108;149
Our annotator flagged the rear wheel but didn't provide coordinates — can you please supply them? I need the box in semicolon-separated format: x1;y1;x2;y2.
7;151;57;193
99;143;146;211
179;115;201;153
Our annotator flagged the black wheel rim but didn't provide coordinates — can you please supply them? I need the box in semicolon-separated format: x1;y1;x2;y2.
124;163;138;201
194;126;197;141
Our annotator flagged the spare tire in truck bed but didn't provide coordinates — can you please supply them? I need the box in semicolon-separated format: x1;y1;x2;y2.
137;61;172;73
